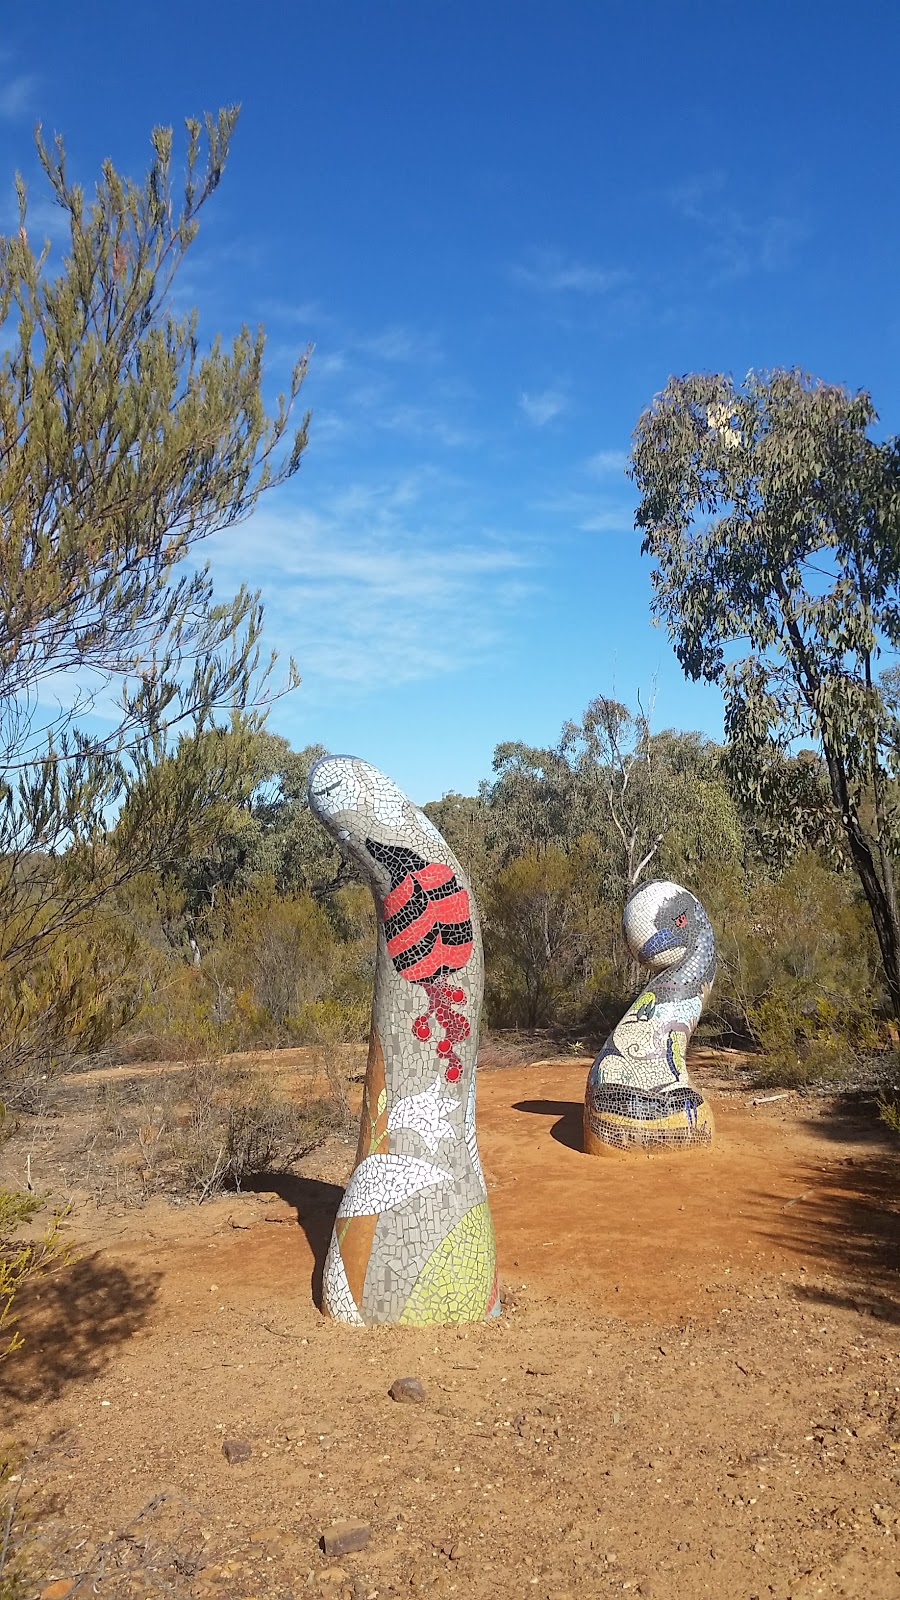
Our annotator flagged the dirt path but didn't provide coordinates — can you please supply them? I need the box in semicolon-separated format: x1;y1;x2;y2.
4;1059;900;1600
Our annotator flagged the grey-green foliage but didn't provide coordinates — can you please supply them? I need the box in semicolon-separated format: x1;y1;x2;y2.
632;367;900;1017
471;699;743;901
422;791;493;895
0;108;308;977
244;734;349;896
119;727;349;959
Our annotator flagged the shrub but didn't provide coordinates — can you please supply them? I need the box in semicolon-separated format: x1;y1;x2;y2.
72;1056;346;1203
0;1186;69;1363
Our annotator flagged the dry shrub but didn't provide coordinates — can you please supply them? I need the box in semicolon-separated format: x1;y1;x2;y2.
0;926;142;1111
0;1448;26;1600
70;1055;345;1204
877;1076;900;1136
124;886;373;1059
0;1187;70;1364
748;988;884;1087
701;855;887;1081
290;996;369;1127
166;1059;339;1198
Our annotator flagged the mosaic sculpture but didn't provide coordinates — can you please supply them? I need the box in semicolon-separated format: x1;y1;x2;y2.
307;755;499;1324
584;879;716;1154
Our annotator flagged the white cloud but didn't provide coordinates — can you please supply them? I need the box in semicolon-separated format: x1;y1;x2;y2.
205;488;535;695
535;488;634;536
0;74;35;120
358;324;442;364
586;449;629;477
36;486;536;726
511;250;626;294
321;378;474;449
2;188;70;245
519;388;567;427
314;349;347;378
668;171;808;280
579;508;634;534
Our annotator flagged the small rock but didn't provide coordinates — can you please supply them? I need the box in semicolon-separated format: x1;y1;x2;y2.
321;1520;371;1557
40;1584;75;1600
389;1375;427;1404
222;1437;252;1464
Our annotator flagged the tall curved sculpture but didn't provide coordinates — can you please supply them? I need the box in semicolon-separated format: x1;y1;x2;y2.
307;755;499;1324
584;879;716;1154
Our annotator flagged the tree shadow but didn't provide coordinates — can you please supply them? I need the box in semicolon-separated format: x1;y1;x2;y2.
0;1252;161;1404
759;1124;900;1324
513;1099;584;1152
241;1173;343;1309
797;1100;898;1150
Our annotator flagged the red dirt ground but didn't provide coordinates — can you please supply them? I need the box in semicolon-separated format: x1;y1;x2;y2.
3;1053;900;1600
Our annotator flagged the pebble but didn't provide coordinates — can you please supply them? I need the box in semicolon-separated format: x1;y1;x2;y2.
389;1376;427;1404
222;1437;252;1464
321;1520;371;1557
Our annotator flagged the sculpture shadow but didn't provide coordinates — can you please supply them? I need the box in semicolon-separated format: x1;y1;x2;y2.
513;1099;584;1152
242;1173;343;1309
0;1251;161;1404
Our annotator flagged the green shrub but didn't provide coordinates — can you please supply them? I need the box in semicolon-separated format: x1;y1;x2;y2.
0;1187;70;1363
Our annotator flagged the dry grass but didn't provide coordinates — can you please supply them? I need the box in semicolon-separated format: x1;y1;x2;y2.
2;1049;354;1213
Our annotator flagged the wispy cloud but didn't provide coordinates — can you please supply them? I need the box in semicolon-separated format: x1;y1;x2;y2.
669;171;808;280
519;388;567;427
536;488;635;536
511;249;626;294
319;377;474;450
586;448;629;477
206;483;536;695
358;324;442;364
376;403;471;448
0;73;36;121
2;188;72;246
314;349;347;378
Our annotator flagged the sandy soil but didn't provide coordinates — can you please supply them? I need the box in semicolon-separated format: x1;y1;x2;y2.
3;1052;900;1600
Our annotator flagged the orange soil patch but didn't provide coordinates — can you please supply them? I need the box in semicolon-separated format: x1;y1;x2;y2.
3;1056;900;1600
482;1060;900;1322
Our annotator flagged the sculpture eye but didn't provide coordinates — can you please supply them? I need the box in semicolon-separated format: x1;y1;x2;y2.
673;912;687;929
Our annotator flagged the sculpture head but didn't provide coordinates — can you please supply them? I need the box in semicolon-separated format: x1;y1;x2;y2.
623;879;714;979
308;754;449;884
308;754;475;987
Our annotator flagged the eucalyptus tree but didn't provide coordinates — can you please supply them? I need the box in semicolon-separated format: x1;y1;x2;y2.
631;368;900;1017
0;108;309;986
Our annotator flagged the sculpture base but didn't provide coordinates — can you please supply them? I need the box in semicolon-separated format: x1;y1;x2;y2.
584;1083;713;1154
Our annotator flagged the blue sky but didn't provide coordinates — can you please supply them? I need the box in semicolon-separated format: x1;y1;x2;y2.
3;1;900;802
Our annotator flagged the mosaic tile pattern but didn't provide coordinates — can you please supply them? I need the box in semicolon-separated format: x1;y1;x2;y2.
307;755;499;1324
584;880;717;1154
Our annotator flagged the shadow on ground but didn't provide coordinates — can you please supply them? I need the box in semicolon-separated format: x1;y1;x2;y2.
513;1098;583;1152
0;1252;161;1403
762;1152;896;1324
242;1173;343;1308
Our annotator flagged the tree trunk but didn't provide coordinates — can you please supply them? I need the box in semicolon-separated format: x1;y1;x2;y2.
823;743;900;1024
